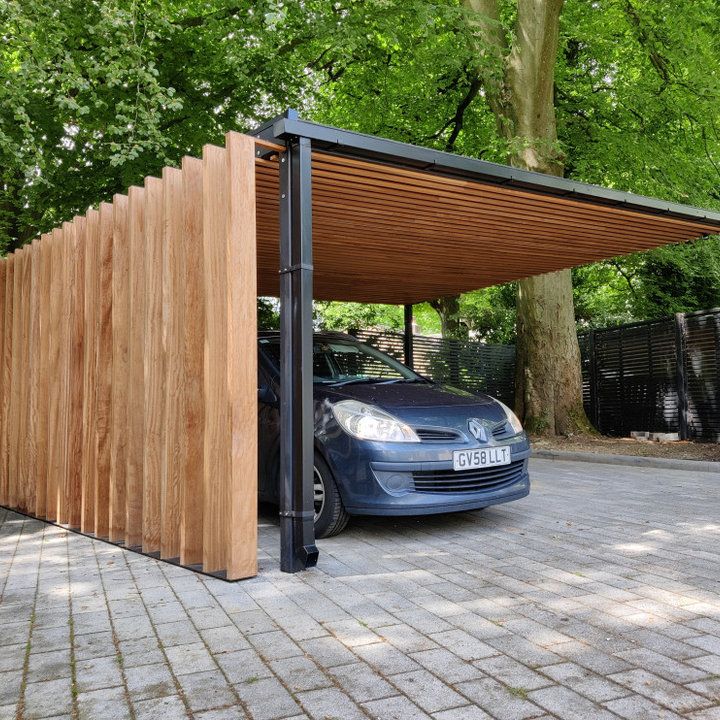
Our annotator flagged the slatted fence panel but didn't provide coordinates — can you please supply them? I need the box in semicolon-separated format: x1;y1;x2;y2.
0;131;260;580
356;329;516;405
685;311;720;441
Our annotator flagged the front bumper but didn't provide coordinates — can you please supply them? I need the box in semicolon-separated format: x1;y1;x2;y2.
322;432;531;516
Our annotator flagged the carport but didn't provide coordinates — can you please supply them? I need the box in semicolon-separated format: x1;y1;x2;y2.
1;109;719;580
250;109;720;573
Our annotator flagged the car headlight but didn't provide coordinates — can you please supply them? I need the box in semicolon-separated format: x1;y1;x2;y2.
332;400;420;443
497;400;524;434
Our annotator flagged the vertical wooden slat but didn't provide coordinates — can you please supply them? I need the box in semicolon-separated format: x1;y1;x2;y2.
65;219;85;528
202;145;230;573
142;177;164;554
56;224;73;524
8;249;24;509
19;247;33;512
95;203;114;538
0;257;8;507
47;229;64;521
126;186;145;548
179;156;205;567
225;133;258;580
81;210;100;533
36;235;52;518
110;195;129;542
158;168;180;558
0;259;4;505
27;242;41;514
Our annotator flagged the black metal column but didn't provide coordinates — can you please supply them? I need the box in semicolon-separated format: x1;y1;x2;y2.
279;136;319;573
403;304;414;370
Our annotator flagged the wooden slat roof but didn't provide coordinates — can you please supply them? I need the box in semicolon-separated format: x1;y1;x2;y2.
252;114;720;304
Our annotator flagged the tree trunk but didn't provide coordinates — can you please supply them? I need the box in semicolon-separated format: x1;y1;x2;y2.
462;0;592;435
429;295;468;339
515;270;593;434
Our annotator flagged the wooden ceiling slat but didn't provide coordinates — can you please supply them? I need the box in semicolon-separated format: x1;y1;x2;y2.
250;150;718;303
257;169;706;239
311;154;718;234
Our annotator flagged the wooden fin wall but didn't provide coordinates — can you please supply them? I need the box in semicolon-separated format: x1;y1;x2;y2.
0;132;258;580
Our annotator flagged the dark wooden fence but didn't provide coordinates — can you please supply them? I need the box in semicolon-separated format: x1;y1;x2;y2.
581;308;720;441
354;329;516;406
359;307;720;441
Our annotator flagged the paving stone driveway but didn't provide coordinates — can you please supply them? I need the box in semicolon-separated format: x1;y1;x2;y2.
1;458;720;720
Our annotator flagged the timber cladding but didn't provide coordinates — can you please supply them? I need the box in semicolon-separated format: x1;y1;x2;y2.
0;132;258;581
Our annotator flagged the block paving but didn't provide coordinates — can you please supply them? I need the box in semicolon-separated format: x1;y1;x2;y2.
1;458;719;719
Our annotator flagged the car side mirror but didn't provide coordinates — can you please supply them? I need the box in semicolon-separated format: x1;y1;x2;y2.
258;386;278;405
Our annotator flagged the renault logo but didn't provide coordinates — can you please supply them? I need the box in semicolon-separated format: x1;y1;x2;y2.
468;419;488;442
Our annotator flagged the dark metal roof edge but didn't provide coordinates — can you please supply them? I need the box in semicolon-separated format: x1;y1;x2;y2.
250;111;720;229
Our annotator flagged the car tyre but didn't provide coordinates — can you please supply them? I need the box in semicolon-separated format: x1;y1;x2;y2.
314;452;349;538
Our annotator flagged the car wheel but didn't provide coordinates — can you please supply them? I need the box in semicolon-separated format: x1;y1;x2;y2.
313;452;349;538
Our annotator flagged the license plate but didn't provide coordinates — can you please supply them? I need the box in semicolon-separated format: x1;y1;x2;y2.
453;446;511;471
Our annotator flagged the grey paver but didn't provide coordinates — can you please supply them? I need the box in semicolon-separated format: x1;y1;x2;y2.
215;648;273;684
26;648;72;683
528;685;617;720
165;642;217;676
3;459;720;720
268;655;332;693
0;644;25;673
328;661;397;703
475;654;553;691
686;678;720;702
362;695;433;720
538;661;629;703
354;641;422;675
234;676;302;720
0;672;23;706
615;647;710;684
390;669;466;713
410;648;484;684
124;662;176;700
133;694;188;720
75;655;123;693
177;670;236;713
608;669;712;714
603;694;685;720
299;636;357;668
455;677;545;720
433;706;493;720
77;686;132;720
295;687;366;720
195;708;248;720
429;629;497;661
23;678;73;719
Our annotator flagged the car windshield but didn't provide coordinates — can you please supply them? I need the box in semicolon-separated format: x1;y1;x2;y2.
259;337;423;385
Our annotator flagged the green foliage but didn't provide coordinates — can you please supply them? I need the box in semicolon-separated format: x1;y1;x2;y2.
2;0;719;332
316;302;403;332
257;297;280;330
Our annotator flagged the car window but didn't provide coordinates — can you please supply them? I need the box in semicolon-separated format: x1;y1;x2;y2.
259;337;419;384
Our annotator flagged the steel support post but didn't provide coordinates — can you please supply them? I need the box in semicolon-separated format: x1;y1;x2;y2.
279;136;319;573
403;304;414;370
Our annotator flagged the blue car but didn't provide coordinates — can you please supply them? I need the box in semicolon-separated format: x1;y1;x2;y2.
258;332;531;537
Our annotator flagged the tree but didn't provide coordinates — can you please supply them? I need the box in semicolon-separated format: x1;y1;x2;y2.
4;0;719;435
460;0;591;435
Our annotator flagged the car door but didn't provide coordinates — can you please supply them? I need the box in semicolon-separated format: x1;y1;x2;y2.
257;356;280;503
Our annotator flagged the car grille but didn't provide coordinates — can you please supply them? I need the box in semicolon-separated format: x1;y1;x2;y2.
491;421;511;439
415;428;464;442
412;459;525;494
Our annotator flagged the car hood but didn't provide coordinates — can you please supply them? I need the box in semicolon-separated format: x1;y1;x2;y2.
318;381;508;426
